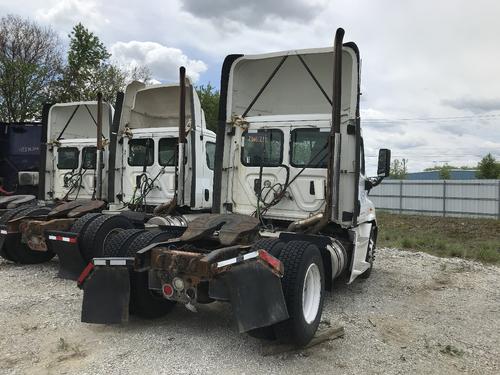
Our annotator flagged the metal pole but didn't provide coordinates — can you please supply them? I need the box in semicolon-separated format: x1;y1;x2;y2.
399;180;403;214
95;92;103;200
177;67;186;206
325;28;344;223
443;180;446;217
497;180;500;220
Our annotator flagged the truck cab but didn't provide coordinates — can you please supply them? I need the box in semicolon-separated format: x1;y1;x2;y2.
112;81;215;212
78;29;391;348
43;101;113;201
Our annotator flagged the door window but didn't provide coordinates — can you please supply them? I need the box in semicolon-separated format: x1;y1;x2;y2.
128;138;154;166
206;141;216;170
290;129;328;168
241;129;283;167
159;138;177;166
82;147;97;169
57;147;79;170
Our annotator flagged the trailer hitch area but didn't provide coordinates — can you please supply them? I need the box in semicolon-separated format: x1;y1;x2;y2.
148;245;288;332
80;257;134;324
47;199;106;219
17;218;75;251
180;214;260;246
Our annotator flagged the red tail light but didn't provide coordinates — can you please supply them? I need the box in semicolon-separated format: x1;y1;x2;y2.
162;284;174;298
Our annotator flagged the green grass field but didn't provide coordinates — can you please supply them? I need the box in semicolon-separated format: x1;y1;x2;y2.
377;212;500;265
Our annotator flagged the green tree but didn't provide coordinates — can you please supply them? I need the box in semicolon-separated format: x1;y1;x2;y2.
0;15;62;121
390;158;408;179
476;153;500;179
56;23;123;102
425;163;453;179
438;164;452;180
196;83;219;131
56;23;151;103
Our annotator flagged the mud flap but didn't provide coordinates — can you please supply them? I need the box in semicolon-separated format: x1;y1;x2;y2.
222;262;288;333
0;226;20;260
45;230;87;280
81;263;131;324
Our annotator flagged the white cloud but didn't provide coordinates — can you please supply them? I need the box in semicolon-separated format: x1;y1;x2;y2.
35;0;109;30
179;0;328;26
110;41;207;83
2;0;499;173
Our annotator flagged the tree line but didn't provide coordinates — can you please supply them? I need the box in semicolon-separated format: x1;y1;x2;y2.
0;14;220;131
390;153;500;180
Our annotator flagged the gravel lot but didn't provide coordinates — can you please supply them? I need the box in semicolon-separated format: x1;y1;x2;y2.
0;248;499;375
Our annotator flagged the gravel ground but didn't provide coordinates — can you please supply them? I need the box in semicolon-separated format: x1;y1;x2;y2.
0;248;499;375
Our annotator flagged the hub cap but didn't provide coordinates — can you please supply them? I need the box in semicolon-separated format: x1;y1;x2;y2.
302;263;321;324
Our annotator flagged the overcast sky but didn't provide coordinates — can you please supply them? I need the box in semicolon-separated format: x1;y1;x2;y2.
1;0;499;173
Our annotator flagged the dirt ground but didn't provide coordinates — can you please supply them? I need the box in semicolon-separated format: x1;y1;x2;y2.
0;247;499;375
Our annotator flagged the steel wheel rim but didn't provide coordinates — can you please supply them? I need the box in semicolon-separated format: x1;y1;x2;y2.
302;263;321;324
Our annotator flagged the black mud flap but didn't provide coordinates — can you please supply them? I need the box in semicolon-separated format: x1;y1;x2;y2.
0;226;20;260
222;262;288;333
45;230;87;280
81;263;131;324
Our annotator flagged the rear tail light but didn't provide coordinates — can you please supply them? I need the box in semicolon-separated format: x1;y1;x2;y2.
162;284;174;298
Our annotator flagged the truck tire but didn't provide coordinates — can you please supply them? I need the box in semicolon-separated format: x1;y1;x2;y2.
124;229;180;257
273;240;325;346
70;213;102;234
102;229;145;257
0;205;38;262
125;230;179;319
81;215;134;261
360;225;377;279
6;206;56;264
247;238;286;340
250;238;285;258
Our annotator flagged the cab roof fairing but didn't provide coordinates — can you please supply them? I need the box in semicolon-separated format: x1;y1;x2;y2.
226;45;360;123
119;79;206;133
47;101;113;142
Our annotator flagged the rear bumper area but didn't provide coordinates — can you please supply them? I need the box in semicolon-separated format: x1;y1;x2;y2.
80;258;134;324
213;261;289;333
81;245;289;331
45;230;87;280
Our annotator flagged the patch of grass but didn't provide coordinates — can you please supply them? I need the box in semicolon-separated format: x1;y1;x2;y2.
377;212;500;265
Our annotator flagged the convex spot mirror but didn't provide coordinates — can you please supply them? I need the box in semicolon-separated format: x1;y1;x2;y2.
377;149;391;177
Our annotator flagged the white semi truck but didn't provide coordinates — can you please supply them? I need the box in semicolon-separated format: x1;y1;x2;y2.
78;29;391;347
0;97;115;264
42;69;217;279
110;77;215;213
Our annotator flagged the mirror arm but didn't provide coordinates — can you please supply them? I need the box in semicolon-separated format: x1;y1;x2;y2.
365;176;385;192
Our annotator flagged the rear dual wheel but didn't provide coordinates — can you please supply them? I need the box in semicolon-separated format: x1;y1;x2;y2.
247;239;325;346
0;205;35;261
124;230;181;319
1;206;55;264
80;214;134;262
103;228;183;319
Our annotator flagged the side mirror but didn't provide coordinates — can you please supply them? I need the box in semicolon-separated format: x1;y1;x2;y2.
377;149;391;177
